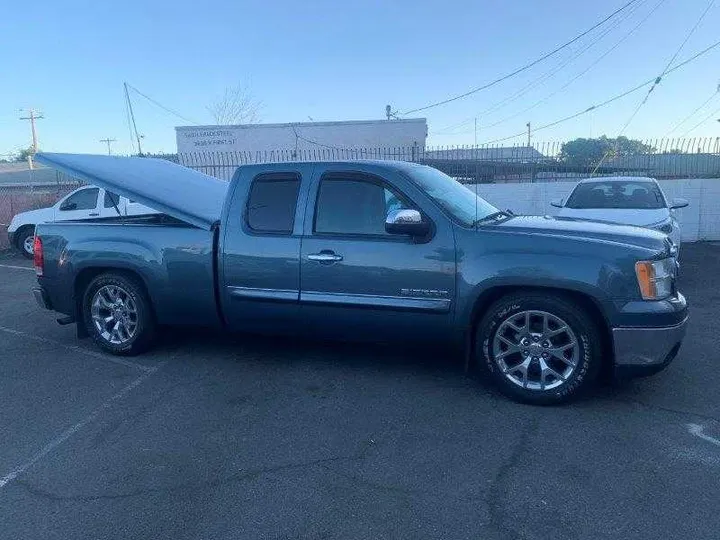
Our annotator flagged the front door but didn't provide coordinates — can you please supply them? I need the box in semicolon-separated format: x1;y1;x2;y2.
299;167;456;343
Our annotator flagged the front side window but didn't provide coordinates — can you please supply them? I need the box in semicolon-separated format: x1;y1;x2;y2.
566;181;666;209
60;188;99;211
314;175;412;236
246;174;301;233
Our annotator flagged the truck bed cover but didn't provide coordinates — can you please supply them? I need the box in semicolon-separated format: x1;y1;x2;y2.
35;153;228;230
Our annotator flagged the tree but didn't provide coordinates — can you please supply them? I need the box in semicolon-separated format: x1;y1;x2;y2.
207;83;261;125
13;146;35;162
559;136;654;167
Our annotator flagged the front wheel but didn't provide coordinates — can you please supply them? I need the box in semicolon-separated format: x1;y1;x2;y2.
476;293;602;405
16;228;35;259
83;272;156;355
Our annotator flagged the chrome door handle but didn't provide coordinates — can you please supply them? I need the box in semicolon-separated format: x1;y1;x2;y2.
89;213;99;216
308;252;343;262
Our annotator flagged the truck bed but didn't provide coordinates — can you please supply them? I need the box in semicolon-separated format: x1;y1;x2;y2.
36;218;220;328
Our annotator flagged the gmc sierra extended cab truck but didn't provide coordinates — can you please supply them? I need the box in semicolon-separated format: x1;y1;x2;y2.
30;153;688;404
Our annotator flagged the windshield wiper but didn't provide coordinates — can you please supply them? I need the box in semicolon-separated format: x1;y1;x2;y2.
473;210;511;226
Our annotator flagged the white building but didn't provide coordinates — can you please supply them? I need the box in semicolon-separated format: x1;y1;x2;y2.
176;118;427;155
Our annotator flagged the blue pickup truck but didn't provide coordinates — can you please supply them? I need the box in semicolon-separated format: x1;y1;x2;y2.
30;153;687;404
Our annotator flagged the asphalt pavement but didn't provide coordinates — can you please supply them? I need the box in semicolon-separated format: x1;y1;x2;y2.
0;244;719;540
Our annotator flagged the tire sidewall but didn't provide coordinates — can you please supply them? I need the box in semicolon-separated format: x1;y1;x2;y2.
477;295;600;404
83;273;153;355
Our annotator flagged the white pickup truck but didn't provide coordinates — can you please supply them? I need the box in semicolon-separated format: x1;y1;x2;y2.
7;185;156;258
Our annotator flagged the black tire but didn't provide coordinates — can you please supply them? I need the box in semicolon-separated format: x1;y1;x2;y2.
83;272;156;355
16;227;35;259
475;292;602;405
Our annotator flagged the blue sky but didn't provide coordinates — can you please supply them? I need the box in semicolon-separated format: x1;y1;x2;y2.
1;0;718;155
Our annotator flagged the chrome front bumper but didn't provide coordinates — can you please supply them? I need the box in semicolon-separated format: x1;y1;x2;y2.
613;316;688;377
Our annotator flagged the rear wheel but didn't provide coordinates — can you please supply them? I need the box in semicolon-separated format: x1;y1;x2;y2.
476;292;601;405
83;272;156;355
16;227;35;259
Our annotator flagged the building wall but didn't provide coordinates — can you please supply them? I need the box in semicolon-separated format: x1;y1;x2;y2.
176;119;427;154
474;179;720;242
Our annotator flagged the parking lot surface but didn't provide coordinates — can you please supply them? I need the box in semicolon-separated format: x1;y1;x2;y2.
1;244;719;540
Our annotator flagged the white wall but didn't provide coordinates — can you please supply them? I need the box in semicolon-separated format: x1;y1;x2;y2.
176;119;427;154
474;179;720;242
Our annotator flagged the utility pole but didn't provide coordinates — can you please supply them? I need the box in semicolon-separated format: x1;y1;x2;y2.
124;82;144;155
99;137;117;155
19;109;44;153
526;122;532;147
474;117;478;147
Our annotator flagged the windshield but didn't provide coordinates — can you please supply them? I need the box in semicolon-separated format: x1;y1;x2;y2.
566;180;666;210
407;165;499;227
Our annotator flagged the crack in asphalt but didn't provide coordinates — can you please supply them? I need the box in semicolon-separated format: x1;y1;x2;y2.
17;440;378;502
486;417;540;540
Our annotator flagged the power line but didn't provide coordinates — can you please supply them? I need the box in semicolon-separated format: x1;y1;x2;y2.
479;37;720;145
400;0;643;115
616;0;716;137
589;0;716;173
433;2;641;135
474;0;646;119
125;83;202;125
440;0;667;137
680;101;720;136
664;86;719;136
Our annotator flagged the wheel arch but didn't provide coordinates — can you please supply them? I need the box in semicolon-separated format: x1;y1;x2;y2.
74;267;156;336
467;285;613;372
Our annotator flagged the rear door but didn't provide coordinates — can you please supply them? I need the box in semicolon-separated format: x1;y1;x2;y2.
299;164;456;342
220;164;314;333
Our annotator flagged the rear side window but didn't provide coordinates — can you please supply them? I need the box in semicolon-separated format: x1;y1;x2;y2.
246;174;301;233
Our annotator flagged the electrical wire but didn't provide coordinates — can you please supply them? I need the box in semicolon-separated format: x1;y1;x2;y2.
664;87;719;136
478;37;720;145
476;0;646;119
400;0;643;115
679;102;720;136
440;0;667;137
616;0;715;137
126;83;202;125
589;0;716;173
432;2;644;135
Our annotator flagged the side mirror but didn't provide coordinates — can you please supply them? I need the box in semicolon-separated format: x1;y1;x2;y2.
550;198;563;208
59;202;77;211
670;198;688;209
385;209;429;236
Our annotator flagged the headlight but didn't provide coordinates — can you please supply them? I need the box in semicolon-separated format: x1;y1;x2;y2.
635;258;675;300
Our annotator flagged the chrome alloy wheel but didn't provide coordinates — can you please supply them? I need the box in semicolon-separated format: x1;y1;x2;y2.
23;235;34;256
91;285;138;345
492;310;580;391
